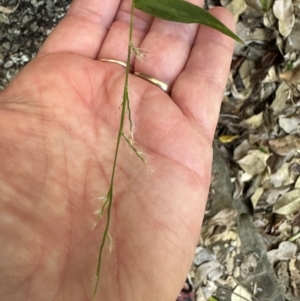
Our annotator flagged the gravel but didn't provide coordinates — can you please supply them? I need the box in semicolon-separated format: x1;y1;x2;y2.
0;0;71;90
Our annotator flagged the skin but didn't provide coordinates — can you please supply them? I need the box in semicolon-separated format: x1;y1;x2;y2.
0;0;235;300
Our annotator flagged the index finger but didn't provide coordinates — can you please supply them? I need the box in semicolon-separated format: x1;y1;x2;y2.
38;0;121;58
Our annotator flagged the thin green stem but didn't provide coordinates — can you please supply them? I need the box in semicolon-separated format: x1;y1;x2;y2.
92;1;135;300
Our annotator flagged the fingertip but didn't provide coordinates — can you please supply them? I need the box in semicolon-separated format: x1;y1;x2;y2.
201;6;236;50
209;6;236;31
38;0;121;58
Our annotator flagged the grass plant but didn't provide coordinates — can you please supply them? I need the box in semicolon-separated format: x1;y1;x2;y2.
92;1;241;299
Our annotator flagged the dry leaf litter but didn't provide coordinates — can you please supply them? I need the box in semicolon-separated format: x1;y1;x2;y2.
192;1;300;301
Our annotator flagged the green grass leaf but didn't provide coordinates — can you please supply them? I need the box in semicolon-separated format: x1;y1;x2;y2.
134;0;243;43
260;0;273;12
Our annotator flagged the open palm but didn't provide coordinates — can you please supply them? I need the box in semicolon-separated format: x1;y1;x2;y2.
0;0;234;300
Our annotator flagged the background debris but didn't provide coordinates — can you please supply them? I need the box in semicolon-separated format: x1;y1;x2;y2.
273;0;295;37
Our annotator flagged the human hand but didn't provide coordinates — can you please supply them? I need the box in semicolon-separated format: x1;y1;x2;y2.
0;0;234;300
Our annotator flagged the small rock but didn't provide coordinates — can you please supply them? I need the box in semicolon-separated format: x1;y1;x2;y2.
20;54;30;63
22;15;32;25
0;13;10;25
8;28;20;36
6;69;18;81
11;44;19;53
4;61;14;68
1;41;11;51
30;0;43;8
25;40;32;48
30;21;39;32
6;34;15;42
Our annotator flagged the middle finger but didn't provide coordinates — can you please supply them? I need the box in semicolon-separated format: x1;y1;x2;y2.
98;0;153;66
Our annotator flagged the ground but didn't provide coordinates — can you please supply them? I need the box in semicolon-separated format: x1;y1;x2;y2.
0;1;299;301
